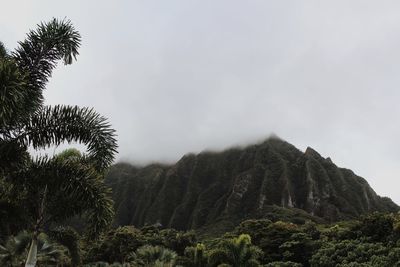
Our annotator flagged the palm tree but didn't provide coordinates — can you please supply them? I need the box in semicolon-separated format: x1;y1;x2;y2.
49;225;81;266
7;148;115;267
0;18;117;267
181;243;209;267
0;231;31;266
128;245;178;267
208;234;263;267
0;231;67;267
0;18;117;173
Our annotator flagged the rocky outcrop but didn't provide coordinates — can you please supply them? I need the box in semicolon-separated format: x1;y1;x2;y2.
106;137;399;230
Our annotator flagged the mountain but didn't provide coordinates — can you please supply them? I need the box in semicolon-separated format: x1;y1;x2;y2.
105;137;398;232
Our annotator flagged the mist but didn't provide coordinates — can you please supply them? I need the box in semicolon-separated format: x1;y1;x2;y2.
2;0;400;204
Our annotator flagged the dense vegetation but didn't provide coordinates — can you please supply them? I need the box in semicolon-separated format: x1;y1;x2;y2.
1;18;400;267
3;212;400;266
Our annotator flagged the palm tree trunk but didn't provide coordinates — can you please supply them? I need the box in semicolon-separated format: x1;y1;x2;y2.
25;185;47;267
25;235;38;267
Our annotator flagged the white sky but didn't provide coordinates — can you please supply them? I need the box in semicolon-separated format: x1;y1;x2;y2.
2;1;400;204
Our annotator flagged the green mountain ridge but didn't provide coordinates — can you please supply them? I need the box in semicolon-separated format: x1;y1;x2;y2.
106;137;398;231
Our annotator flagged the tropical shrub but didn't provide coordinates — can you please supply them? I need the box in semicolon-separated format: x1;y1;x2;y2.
85;226;145;263
310;239;400;267
128;245;177;267
208;234;263;267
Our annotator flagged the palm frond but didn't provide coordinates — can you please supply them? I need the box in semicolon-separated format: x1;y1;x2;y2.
131;245;177;266
1;18;81;126
0;140;29;174
16;157;114;239
13;18;81;90
13;231;32;255
0;42;7;59
0;56;31;127
208;249;230;266
20;105;117;170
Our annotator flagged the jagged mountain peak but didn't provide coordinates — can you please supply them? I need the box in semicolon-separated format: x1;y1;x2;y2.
305;146;322;158
106;138;398;231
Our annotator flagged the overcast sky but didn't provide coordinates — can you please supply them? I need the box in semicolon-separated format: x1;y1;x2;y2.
2;1;400;204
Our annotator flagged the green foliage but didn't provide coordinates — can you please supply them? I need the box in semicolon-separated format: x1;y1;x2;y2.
49;226;81;266
159;229;197;255
0;197;28;242
310;239;400;267
0;55;29;128
302;221;320;240
85;225;197;264
351;212;399;242
320;222;360;242
0;231;68;266
83;263;130;267
0;231;31;266
85;226;146;263
208;234;263;267
0;42;7;58
264;261;303;267
236;219;272;245
249;221;300;263
235;219;320;266
1;18;80;128
5;155;114;239
54;148;82;162
11;18;80;125
176;243;208;267
23;105;117;171
128;245;177;266
0;17;117;267
279;233;318;266
0;213;393;267
0;17;117;243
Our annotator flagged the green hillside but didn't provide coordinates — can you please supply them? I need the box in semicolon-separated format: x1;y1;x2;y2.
106;137;398;232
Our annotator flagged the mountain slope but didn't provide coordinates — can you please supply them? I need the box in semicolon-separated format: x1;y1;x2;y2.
106;137;398;230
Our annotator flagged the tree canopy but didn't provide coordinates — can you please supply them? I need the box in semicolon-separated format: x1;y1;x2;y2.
0;18;118;267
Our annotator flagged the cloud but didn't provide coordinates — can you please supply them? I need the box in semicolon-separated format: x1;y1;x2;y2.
2;0;400;203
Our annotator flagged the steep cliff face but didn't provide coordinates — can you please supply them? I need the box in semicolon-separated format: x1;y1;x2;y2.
106;137;398;230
